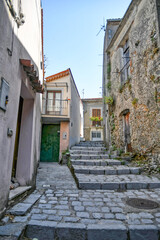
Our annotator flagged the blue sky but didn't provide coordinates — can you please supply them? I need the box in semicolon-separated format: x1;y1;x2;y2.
42;0;132;98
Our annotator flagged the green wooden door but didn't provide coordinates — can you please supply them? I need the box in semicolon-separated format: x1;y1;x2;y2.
40;124;60;162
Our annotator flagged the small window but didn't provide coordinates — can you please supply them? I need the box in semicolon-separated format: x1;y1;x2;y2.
108;29;112;39
92;109;101;126
120;40;130;85
47;91;61;114
91;131;101;140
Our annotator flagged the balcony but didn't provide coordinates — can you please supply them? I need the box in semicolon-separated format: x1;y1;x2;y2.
42;99;70;123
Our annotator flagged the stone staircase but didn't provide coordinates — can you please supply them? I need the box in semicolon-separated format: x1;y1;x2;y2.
70;141;160;190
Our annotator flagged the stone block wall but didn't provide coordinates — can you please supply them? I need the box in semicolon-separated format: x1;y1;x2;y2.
106;0;160;156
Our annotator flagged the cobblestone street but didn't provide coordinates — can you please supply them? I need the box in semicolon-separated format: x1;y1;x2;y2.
1;159;160;240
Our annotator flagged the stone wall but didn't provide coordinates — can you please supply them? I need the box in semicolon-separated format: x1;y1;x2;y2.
106;0;160;156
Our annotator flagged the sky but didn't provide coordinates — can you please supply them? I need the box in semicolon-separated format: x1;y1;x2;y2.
42;0;132;99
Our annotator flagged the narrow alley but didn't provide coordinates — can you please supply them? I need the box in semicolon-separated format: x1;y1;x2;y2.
1;142;160;240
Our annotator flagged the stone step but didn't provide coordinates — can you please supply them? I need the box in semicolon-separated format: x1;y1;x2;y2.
70;150;107;155
8;193;41;216
71;146;106;151
24;220;160;240
75;142;105;147
73;165;141;175
71;154;110;160
25;220;128;240
75;173;160;190
71;159;122;166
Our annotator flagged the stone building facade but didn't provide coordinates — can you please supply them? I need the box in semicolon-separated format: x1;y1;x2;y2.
0;0;43;218
82;98;103;141
103;0;160;158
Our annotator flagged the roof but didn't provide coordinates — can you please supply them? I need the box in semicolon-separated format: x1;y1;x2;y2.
45;69;70;82
107;18;121;22
82;98;103;102
45;68;80;98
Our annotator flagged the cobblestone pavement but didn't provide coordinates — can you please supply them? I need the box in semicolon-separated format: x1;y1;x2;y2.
1;154;160;239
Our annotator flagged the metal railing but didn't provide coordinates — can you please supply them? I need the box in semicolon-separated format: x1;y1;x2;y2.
43;99;69;116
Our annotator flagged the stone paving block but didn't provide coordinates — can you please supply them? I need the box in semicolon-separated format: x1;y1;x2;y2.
9;203;33;216
90;169;104;175
58;210;71;216
141;219;153;224
117;169;130;175
129;225;158;240
111;207;123;213
23;194;41;204
86;207;101;212
127;182;148;190
76;212;90;218
130;168;140;174
72;201;82;206
87;224;127;240
26;220;57;240
101;207;110;213
63;217;80;222
54;205;69;210
0;237;18;240
105;169;117;175
74;206;85;211
31;208;41;214
148;182;160;189
38;204;52;209
31;214;47;220
1;216;10;224
56;223;87;240
83;201;94;206
115;214;126;220
104;213;115;219
48;215;62;221
0;223;26;238
79;182;101;190
102;183;119;190
42;209;57;214
12;216;29;223
92;213;103;219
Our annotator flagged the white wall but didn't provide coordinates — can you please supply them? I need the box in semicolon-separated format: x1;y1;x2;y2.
69;74;81;147
0;0;42;217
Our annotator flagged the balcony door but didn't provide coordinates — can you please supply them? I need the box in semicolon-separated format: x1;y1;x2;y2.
47;91;61;115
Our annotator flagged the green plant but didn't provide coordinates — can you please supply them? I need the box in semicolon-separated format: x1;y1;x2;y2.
104;96;114;105
119;85;123;93
106;81;111;90
112;145;117;151
90;117;103;121
132;98;138;106
121;161;125;165
107;62;111;79
111;123;115;131
62;148;70;155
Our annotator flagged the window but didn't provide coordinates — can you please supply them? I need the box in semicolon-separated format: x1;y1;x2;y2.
92;109;101;126
91;131;101;140
47;91;61;114
120;40;130;84
108;29;112;40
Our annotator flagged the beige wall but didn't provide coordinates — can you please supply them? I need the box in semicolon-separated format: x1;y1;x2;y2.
59;122;70;159
82;99;103;141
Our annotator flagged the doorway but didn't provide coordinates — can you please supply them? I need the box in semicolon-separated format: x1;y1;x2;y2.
124;112;132;152
12;97;23;177
40;124;60;162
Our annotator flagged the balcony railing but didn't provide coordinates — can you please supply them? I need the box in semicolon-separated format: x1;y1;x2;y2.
43;99;69;116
